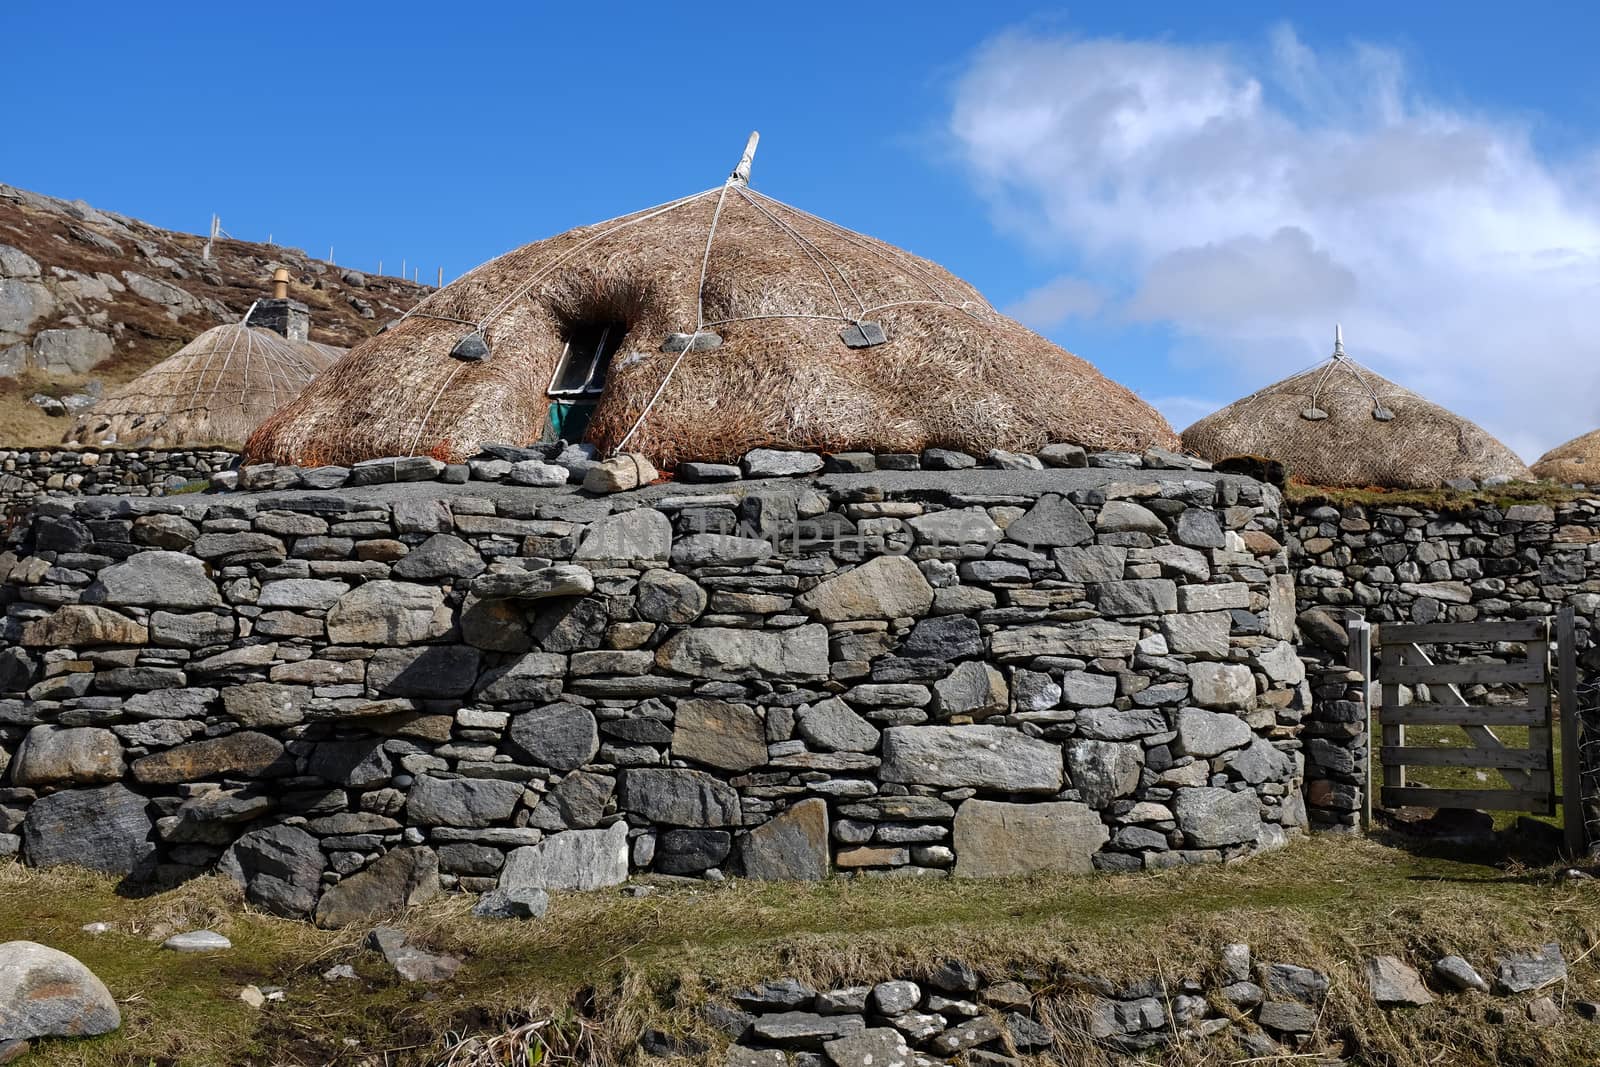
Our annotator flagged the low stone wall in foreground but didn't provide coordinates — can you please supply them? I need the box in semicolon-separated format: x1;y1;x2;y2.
0;466;1307;925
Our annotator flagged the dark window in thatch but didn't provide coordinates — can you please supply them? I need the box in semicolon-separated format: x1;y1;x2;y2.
549;321;623;398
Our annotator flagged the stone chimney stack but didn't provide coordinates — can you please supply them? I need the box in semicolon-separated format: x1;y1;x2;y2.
246;268;310;342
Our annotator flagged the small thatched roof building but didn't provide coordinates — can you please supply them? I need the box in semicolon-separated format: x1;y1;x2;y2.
1533;429;1600;483
1182;329;1531;489
65;320;341;449
245;136;1175;468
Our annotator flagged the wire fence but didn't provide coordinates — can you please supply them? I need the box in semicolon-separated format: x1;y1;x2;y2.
1576;670;1600;855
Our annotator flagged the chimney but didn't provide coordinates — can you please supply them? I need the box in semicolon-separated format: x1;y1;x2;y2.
246;268;310;341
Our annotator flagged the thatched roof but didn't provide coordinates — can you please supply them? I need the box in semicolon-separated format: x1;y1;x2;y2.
1533;428;1600;483
64;323;341;449
245;173;1175;468
1181;335;1531;489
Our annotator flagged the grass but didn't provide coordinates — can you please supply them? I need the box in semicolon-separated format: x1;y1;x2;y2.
1284;480;1585;513
1384;723;1567;832
4;836;1600;1066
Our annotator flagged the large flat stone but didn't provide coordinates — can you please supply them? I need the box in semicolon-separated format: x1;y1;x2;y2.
741;798;829;881
1003;494;1094;548
499;822;630;892
617;768;742;826
314;847;440;929
572;509;672;562
10;725;124;787
131;731;289;784
86;551;219;609
1174;787;1261;848
991;620;1139;660
796;698;880;753
391;534;485;580
368;645;481;697
795;556;933;622
952;800;1108;877
656;625;828;681
1187;662;1256;709
21;784;153;876
880;726;1062;792
1177;707;1252;757
21;605;147;648
672;699;768;772
1097;579;1177;616
405;776;524;827
325;581;451;645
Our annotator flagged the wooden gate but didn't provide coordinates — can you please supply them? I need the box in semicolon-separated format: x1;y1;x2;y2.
1377;619;1558;816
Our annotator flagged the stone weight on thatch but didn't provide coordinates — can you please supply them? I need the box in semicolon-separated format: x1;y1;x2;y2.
245;176;1175;468
1182;340;1530;490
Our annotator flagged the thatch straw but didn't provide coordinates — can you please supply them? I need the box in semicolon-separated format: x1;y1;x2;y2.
1532;428;1600;483
1182;350;1531;489
245;187;1176;468
64;323;341;449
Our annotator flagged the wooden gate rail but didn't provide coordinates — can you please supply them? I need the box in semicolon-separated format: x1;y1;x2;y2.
1377;619;1554;818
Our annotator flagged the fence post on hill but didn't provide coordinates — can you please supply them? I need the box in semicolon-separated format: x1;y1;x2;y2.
1346;617;1374;830
1558;606;1583;856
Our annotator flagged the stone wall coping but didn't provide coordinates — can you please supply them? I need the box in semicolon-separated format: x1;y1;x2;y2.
43;467;1273;520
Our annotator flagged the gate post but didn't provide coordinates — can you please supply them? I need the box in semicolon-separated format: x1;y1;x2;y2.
1347;618;1374;830
1558;607;1584;856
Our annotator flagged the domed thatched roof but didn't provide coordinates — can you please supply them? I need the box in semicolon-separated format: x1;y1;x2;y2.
1533;428;1600;483
65;323;341;449
245;141;1175;469
1181;330;1531;489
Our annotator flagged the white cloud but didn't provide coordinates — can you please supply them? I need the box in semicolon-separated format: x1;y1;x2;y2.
949;25;1600;458
1004;276;1107;329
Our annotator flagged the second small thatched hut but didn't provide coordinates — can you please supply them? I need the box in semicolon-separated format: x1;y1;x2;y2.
1533;429;1600;484
65;320;340;450
1182;329;1531;489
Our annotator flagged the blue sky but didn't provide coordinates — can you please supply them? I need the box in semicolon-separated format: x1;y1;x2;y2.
7;2;1600;459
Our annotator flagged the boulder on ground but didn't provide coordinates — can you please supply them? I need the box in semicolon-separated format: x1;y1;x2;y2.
0;941;120;1041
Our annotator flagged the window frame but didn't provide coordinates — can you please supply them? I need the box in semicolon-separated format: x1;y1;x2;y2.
547;322;620;399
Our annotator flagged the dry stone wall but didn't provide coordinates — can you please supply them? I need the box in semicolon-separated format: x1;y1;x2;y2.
0;448;238;519
1289;496;1600;651
1288;496;1600;830
0;465;1306;923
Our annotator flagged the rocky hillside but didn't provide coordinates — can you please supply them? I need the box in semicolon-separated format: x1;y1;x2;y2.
0;182;431;443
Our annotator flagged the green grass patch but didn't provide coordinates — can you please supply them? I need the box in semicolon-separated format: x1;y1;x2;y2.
4;837;1600;1066
1285;480;1584;513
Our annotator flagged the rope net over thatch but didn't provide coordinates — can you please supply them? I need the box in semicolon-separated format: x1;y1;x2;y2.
1533;429;1600;483
1181;330;1531;489
245;142;1175;469
64;323;341;450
